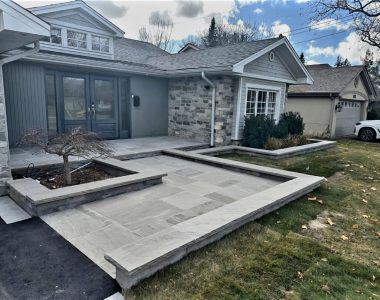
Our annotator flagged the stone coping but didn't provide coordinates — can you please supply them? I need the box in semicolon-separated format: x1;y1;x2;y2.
192;139;336;159
8;158;167;216
105;150;324;289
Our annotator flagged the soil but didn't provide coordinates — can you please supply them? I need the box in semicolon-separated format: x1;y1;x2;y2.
40;166;113;189
12;164;115;189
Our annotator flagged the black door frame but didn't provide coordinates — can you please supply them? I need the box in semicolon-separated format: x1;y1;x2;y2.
45;68;130;139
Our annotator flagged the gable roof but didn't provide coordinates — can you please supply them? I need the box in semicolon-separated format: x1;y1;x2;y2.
178;43;203;53
29;0;124;37
288;64;376;96
146;38;280;71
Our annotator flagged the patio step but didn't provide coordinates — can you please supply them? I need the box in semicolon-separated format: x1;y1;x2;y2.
105;175;323;289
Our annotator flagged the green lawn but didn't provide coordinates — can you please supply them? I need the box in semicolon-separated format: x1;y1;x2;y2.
124;139;380;300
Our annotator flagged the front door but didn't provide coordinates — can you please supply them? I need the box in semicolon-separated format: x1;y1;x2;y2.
61;73;119;139
90;76;118;139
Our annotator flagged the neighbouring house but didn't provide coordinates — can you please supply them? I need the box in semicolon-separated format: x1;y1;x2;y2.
177;43;203;53
0;0;313;194
286;64;377;137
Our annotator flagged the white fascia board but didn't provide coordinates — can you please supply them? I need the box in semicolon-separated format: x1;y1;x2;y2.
234;72;299;84
30;0;124;37
0;0;50;36
233;38;314;85
282;38;314;84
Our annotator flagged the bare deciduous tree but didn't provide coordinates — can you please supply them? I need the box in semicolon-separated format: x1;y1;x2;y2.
139;10;174;51
21;128;114;185
199;17;274;48
311;0;380;48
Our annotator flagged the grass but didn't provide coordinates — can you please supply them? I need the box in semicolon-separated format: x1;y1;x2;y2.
124;139;380;299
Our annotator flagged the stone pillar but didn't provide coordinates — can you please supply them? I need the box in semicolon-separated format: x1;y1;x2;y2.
0;66;11;195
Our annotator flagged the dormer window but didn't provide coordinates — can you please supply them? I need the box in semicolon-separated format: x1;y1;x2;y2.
92;35;110;53
67;30;87;49
50;27;62;45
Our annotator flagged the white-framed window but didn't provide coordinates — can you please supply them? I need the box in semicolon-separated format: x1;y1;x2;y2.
49;27;62;45
92;35;110;53
245;88;278;119
67;30;87;49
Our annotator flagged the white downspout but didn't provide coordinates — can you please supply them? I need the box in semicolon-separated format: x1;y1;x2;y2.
201;72;216;147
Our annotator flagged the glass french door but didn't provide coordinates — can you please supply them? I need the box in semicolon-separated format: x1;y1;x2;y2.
60;73;119;138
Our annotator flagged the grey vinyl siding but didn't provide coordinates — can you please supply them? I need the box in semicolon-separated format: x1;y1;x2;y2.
130;76;168;138
3;62;47;146
54;14;106;31
244;52;294;81
234;77;286;140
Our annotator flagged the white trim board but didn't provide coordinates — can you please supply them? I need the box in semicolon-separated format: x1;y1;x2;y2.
30;0;124;37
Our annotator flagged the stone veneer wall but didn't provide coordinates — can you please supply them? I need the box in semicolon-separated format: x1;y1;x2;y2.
0;67;11;195
168;76;236;145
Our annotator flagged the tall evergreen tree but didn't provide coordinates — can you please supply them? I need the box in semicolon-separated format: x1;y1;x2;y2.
207;17;217;47
335;56;351;67
299;52;305;64
335;55;343;67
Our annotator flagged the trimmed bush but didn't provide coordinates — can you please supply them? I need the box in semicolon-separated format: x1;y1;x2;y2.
242;112;306;149
279;112;304;135
242;115;276;148
264;135;308;150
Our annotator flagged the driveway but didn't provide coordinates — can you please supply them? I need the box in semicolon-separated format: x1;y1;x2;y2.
0;217;119;300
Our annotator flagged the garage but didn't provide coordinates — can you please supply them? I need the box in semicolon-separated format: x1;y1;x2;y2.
336;100;362;136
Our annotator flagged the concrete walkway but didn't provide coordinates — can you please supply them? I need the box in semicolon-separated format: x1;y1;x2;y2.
10;136;207;168
41;155;281;277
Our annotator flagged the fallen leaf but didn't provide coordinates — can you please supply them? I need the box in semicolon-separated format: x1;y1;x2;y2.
345;164;350;167
301;224;308;229
276;221;281;224
368;177;374;180
318;200;324;204
363;215;370;219
297;271;304;281
360;165;364;168
362;199;368;204
321;284;330;293
370;187;377;191
308;196;317;201
362;189;366;193
341;235;349;241
321;258;328;262
327;218;335;225
374;261;380;268
352;224;359;229
372;275;376;282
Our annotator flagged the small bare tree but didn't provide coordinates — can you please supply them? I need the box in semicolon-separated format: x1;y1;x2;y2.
139;10;174;51
21;128;114;185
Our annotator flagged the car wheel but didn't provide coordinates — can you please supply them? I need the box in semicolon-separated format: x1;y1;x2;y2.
359;128;376;142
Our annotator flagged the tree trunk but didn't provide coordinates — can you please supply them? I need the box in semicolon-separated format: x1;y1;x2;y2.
63;155;71;185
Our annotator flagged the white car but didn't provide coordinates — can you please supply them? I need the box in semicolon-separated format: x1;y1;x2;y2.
354;120;380;142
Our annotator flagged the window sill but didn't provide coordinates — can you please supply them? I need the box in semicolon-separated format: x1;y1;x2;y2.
40;42;113;60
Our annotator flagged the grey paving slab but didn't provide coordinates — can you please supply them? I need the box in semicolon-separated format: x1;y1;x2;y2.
0;196;31;224
10;136;207;169
39;154;291;285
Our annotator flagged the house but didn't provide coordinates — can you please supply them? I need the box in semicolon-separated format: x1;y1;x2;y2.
286;64;377;137
0;0;312;194
0;0;50;195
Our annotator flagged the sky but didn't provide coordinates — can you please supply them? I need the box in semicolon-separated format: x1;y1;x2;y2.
16;0;380;66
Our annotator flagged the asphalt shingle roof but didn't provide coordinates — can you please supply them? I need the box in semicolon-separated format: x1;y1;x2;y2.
288;64;364;94
145;38;281;71
23;37;281;76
